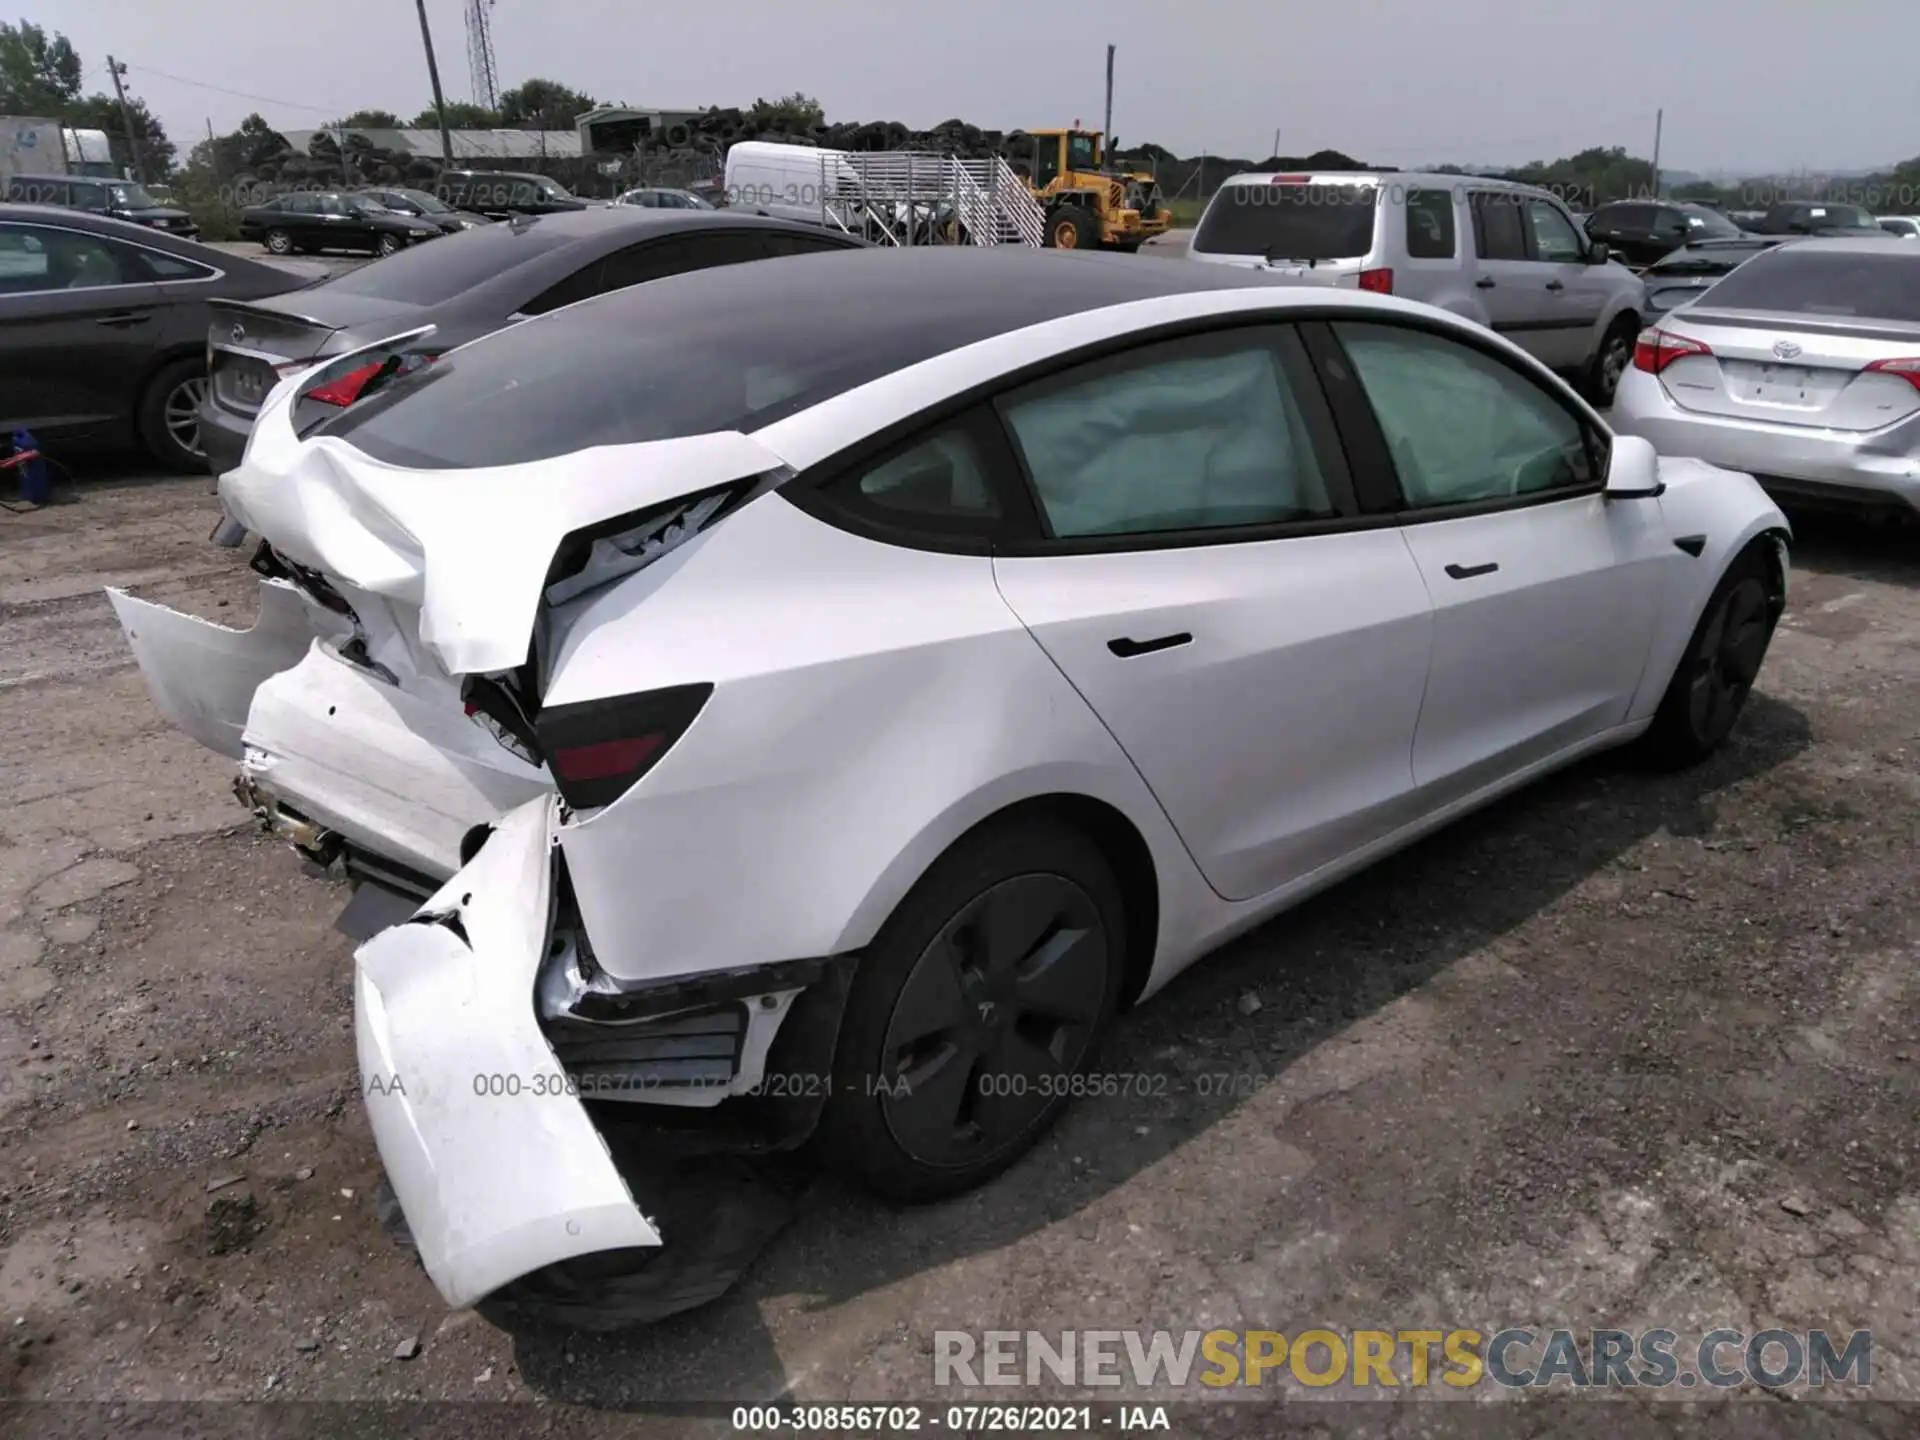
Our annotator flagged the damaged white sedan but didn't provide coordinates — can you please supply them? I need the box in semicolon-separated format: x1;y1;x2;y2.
113;247;1791;1328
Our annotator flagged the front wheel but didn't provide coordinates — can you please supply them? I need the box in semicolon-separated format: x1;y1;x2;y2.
817;816;1125;1203
262;228;293;255
1638;541;1781;769
375;232;403;257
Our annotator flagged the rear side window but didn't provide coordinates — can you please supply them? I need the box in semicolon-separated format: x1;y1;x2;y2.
1404;189;1455;259
998;327;1341;538
1691;248;1920;322
1192;182;1379;260
817;411;1007;538
1469;192;1528;261
319;223;571;305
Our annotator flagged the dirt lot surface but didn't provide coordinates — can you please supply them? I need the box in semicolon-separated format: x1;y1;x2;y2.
2;470;1919;1438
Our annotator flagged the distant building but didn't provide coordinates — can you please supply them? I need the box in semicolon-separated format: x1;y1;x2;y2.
281;127;584;161
575;107;712;154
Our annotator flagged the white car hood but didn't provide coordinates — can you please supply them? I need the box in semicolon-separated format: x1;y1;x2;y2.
219;386;788;676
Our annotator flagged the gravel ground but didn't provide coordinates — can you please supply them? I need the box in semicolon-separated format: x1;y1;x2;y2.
2;469;1918;1438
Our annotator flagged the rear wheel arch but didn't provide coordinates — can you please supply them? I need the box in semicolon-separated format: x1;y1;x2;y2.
857;791;1162;1010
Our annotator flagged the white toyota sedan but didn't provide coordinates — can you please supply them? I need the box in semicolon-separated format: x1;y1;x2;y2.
112;247;1790;1329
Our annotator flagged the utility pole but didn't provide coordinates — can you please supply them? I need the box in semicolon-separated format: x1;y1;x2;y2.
1272;127;1281;161
104;57;146;183
414;0;455;167
1103;44;1115;162
1650;108;1663;199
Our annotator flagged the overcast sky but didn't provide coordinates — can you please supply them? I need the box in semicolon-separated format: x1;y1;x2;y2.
28;0;1916;173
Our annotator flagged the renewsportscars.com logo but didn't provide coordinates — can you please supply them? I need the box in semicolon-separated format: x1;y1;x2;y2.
933;1327;1873;1391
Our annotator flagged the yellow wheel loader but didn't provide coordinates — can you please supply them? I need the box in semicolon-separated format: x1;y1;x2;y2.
1015;126;1172;252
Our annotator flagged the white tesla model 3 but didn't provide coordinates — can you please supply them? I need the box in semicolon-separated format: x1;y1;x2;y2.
111;247;1790;1328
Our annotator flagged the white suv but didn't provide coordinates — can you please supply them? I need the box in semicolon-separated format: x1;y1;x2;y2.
1188;171;1647;405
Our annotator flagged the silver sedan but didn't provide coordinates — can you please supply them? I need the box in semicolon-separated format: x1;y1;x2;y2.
1612;235;1920;515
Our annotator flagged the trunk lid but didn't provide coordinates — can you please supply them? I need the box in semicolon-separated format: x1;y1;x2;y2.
1652;309;1920;431
219;377;788;680
208;294;420;417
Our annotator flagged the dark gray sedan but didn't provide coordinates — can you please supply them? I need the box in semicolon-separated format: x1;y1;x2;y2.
0;203;325;471
200;208;868;481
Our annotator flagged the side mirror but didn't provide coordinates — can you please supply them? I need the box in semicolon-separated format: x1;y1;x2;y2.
1587;241;1611;265
1604;434;1665;499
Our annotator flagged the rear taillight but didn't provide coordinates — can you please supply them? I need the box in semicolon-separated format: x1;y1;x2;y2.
1271;174;1308;185
303;361;384;407
534;684;713;810
1358;267;1393;294
1864;357;1920;393
1632;328;1713;374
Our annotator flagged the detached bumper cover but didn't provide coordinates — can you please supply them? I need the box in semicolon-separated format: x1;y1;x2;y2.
354;796;661;1309
107;579;349;761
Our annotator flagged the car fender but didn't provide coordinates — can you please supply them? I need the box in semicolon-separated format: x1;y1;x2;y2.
542;497;1212;989
1624;455;1791;725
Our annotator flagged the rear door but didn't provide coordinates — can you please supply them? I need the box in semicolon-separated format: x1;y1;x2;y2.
987;323;1436;902
1469;189;1557;363
1318;318;1671;800
0;220;167;439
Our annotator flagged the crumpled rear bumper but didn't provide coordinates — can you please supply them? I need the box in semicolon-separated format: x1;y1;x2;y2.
354;796;662;1309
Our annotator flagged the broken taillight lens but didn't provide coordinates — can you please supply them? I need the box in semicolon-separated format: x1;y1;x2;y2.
534;683;713;811
303;361;384;407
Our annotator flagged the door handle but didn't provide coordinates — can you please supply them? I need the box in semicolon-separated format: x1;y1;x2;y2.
1107;632;1192;658
1443;562;1499;580
1475;276;1496;288
94;311;152;328
1545;279;1565;291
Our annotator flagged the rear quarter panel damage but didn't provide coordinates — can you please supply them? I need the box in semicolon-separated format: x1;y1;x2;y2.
540;495;1211;988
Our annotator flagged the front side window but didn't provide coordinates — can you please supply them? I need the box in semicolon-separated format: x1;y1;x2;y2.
1526;199;1586;262
1334;322;1598;510
998;328;1341;539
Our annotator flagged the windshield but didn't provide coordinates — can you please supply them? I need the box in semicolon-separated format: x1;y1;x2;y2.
1682;207;1741;238
351;198;391;214
1192;182;1378;260
401;189;450;213
1068;134;1098;169
536;177;573;199
106;183;159;209
1691;247;1920;322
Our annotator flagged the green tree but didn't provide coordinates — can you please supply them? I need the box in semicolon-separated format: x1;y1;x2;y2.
65;91;176;178
327;109;403;130
496;78;595;130
744;90;824;134
412;100;501;129
0;19;81;114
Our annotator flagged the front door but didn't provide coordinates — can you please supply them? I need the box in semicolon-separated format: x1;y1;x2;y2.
1523;197;1607;369
1325;318;1673;803
987;323;1435;902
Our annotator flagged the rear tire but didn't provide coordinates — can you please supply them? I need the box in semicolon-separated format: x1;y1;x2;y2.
1587;315;1638;407
817;816;1125;1203
136;357;210;473
1637;541;1780;769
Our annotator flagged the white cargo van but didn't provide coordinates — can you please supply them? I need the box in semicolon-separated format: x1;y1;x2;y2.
723;141;858;226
